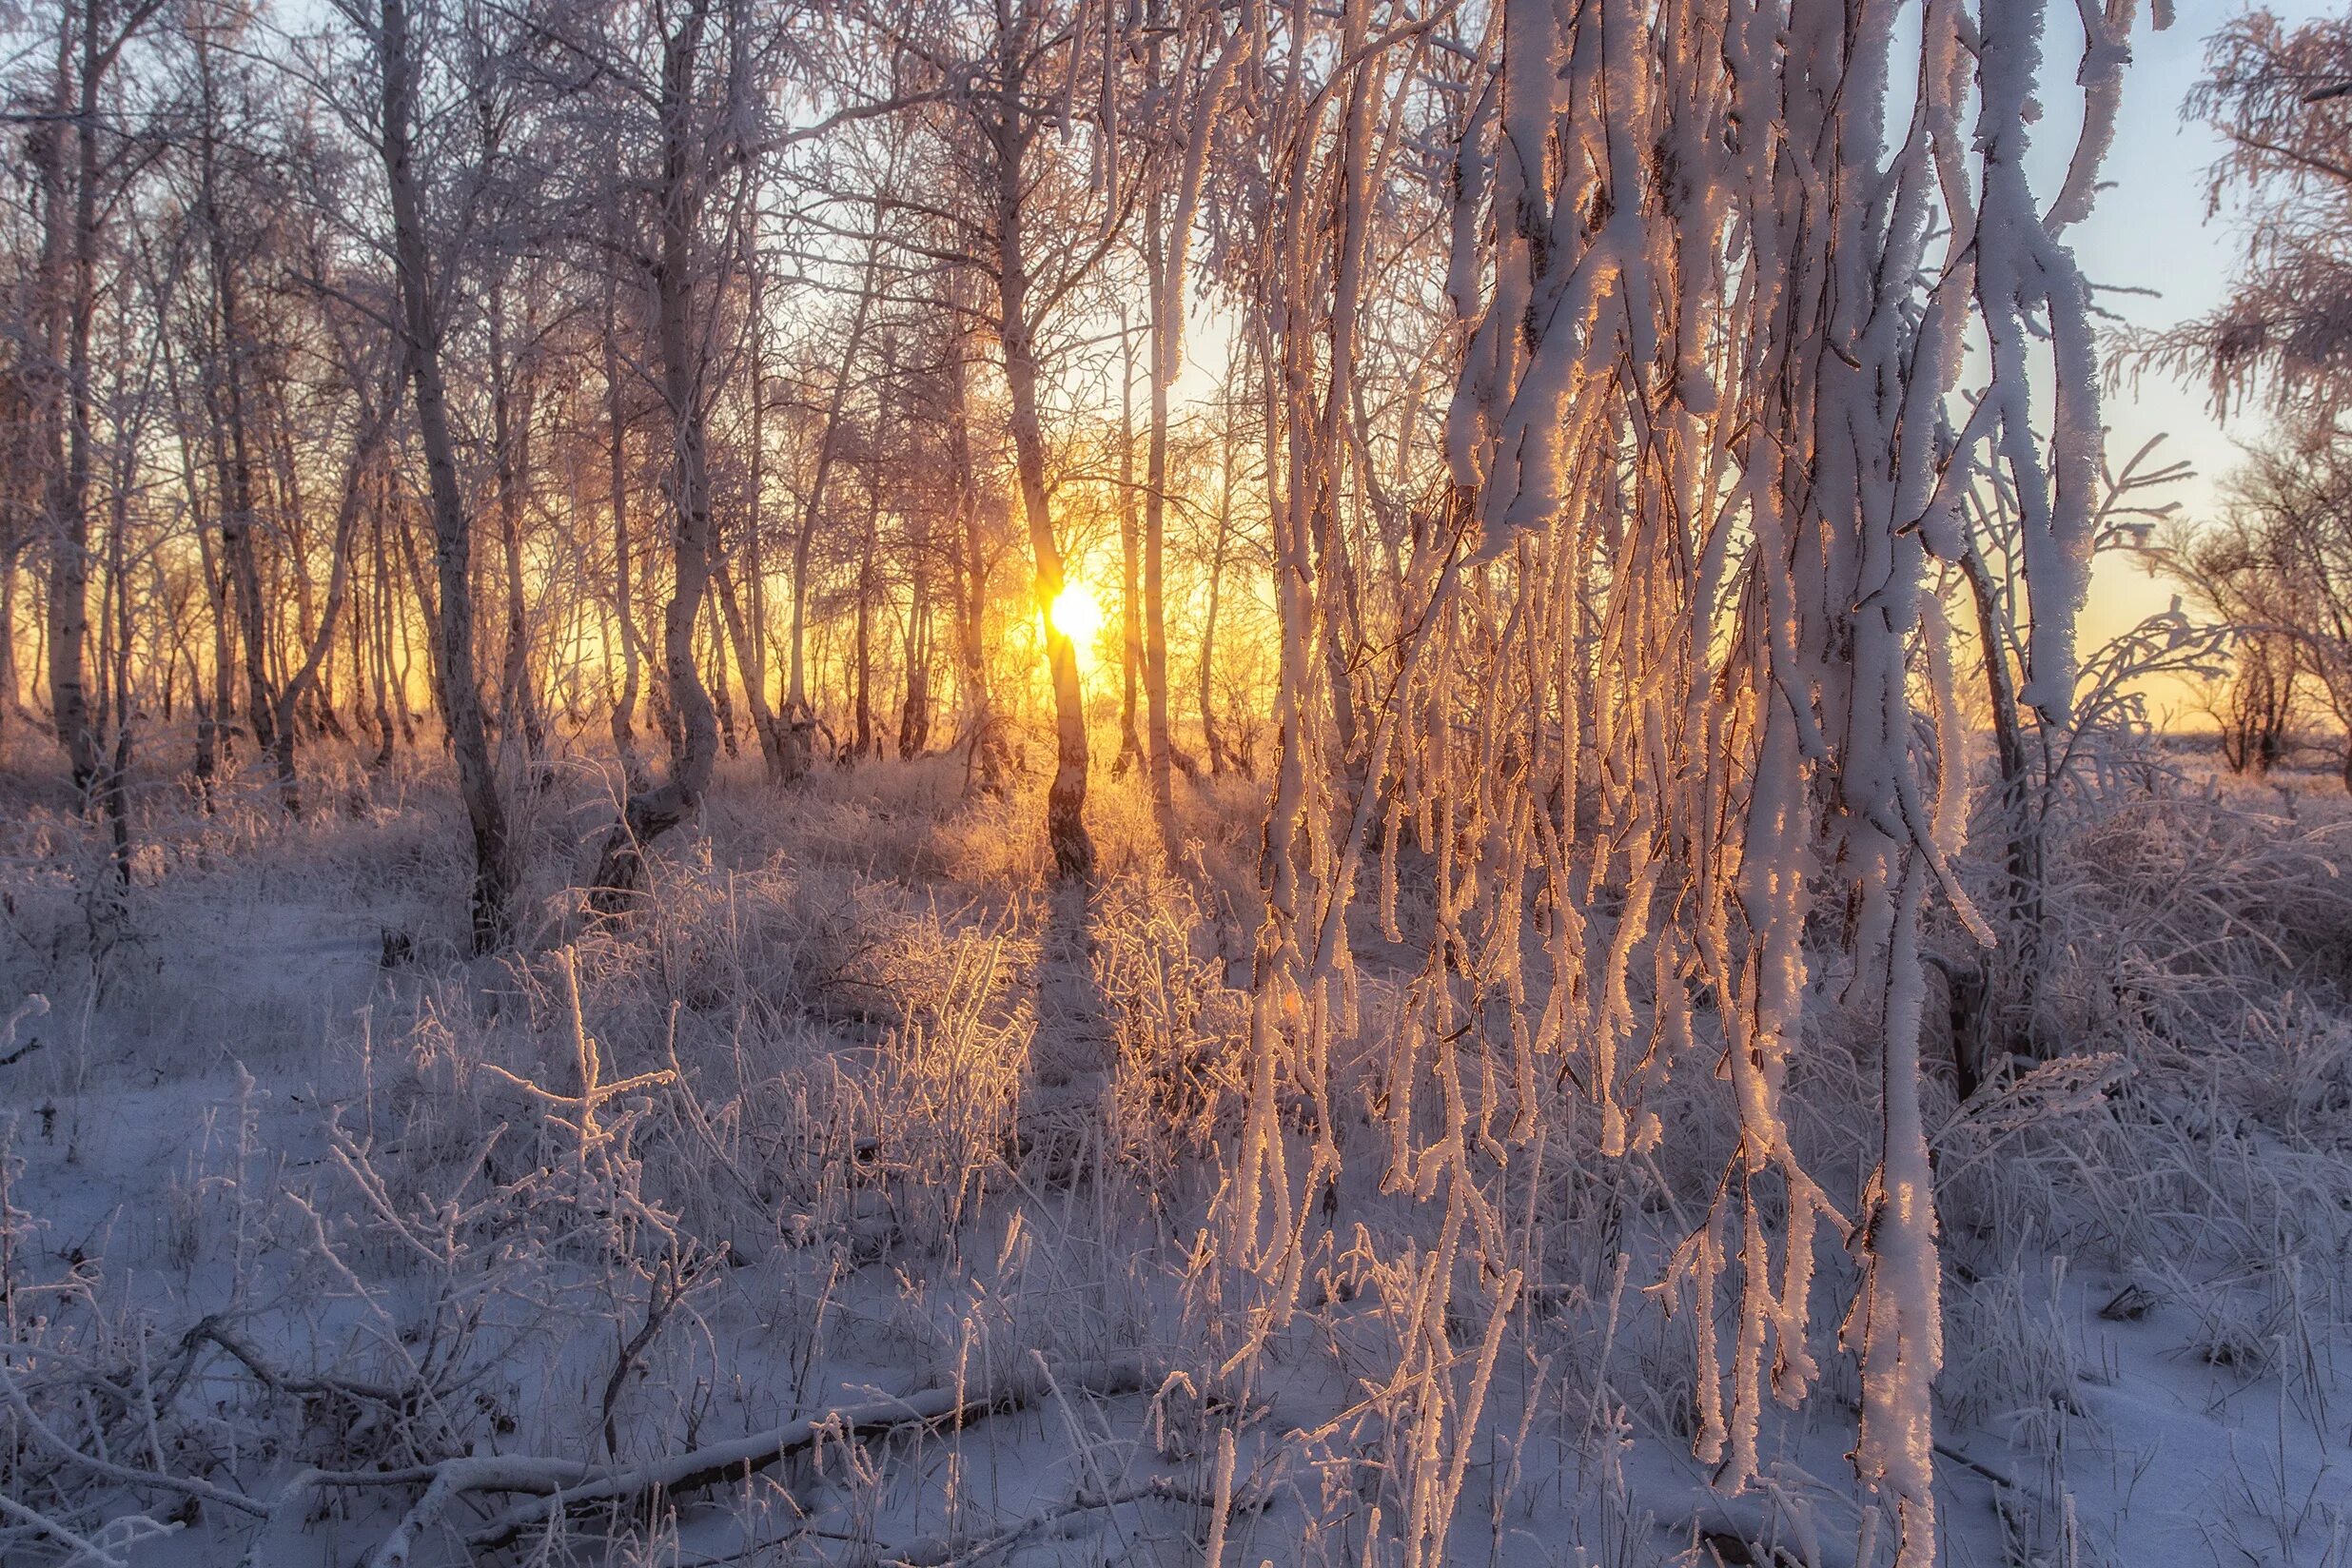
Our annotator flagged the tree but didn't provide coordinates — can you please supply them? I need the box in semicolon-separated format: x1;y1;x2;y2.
1127;0;1243;839
935;265;1014;796
583;0;745;903
1945;433;2224;1073
29;0;167;874
2169;421;2352;787
778;221;886;784
2132;10;2352;417
905;0;1135;879
343;0;519;951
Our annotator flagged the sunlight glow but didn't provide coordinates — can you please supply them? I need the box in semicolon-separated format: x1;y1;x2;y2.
1046;579;1105;654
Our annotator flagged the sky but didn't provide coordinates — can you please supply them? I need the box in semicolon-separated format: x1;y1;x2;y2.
2062;0;2337;717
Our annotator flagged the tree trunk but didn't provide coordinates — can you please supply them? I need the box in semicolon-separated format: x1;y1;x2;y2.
156;324;230;802
1199;421;1233;775
42;3;100;795
486;274;545;778
714;555;785;779
992;116;1091;879
946;291;1009;796
1142;224;1195;824
899;554;931;758
379;0;514;951
1960;544;2043;1056
270;387;395;812
781;233;881;784
715;245;787;781
706;593;737;758
368;488;398;768
853;463;877;764
591;0;721;909
189;21;277;769
1114;322;1143;777
1139;22;1242;826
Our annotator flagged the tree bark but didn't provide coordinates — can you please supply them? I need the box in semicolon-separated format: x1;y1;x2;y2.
591;0;721;908
191;19;275;766
270;384;397;812
378;0;515;951
714;244;788;781
1114;321;1143;777
486;272;545;776
853;465;876;764
41;1;101;795
367;482;399;767
990;96;1091;879
945;287;1009;796
713;555;785;779
899;552;931;758
1138;17;1244;827
1198;414;1234;775
602;267;646;787
781;232;882;784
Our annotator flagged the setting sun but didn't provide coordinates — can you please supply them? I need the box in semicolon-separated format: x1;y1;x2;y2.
1045;578;1105;651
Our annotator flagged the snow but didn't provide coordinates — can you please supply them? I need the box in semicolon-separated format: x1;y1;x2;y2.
1;747;2346;1566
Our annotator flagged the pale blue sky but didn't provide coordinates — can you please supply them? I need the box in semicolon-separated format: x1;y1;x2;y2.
2065;1;2334;677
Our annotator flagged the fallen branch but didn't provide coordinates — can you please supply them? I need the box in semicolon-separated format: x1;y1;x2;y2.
376;1455;598;1567
891;1475;1229;1567
473;1355;1147;1547
181;1314;411;1410
231;1458;591;1568
294;1354;1153;1554
0;1358;266;1521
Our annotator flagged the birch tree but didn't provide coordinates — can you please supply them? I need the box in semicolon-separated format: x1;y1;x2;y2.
333;0;519;949
536;0;792;899
905;0;1135;877
30;0;167;827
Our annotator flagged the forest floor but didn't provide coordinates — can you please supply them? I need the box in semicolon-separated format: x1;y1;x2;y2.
1;729;2348;1567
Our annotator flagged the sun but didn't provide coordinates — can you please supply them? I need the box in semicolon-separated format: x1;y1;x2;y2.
1046;578;1106;652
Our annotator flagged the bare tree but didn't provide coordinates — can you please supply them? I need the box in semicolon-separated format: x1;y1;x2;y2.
906;0;1135;878
30;0;167;861
344;0;518;949
2127;10;2352;419
2166;421;2352;787
580;0;775;903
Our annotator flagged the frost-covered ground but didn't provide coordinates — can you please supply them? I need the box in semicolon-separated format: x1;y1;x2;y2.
1;734;2347;1567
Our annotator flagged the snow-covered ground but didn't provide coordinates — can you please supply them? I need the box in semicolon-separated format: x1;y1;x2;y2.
2;738;2346;1566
